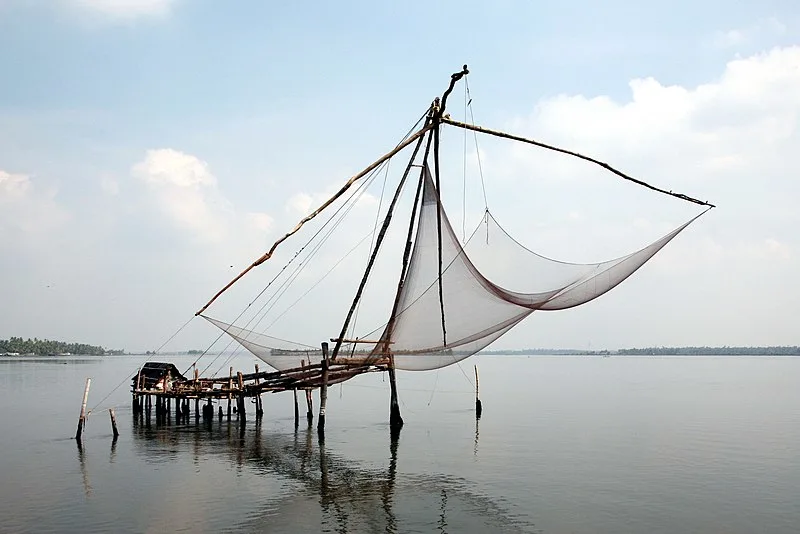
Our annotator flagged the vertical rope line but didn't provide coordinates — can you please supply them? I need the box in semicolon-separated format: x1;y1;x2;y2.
465;77;488;211
462;75;468;243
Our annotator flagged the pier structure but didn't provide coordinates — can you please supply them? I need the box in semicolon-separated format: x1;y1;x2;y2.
131;357;388;428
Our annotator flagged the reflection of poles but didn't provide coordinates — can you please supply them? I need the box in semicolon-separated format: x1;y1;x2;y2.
474;417;480;457
381;431;399;532
110;431;118;464
76;440;92;498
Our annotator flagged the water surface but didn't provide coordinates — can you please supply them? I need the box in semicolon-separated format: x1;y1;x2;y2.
0;354;797;533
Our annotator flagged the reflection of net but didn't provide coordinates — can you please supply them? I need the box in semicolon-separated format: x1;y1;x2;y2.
208;167;700;372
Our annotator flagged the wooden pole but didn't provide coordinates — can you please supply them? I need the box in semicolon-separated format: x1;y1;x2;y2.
318;343;329;433
75;378;91;440
474;364;482;418
237;372;245;422
254;364;263;418
302;359;313;424
195;123;435;317
388;362;403;430
228;366;233;420
441;117;715;208
293;389;299;428
109;408;119;439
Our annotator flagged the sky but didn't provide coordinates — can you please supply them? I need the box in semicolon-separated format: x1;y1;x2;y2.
1;0;799;353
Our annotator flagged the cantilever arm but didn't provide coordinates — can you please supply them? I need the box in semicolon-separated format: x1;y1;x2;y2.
195;123;435;316
441;117;715;208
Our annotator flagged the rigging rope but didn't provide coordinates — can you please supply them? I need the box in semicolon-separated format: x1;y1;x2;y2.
465;76;489;212
442;117;715;208
196;111;431;377
86;315;196;416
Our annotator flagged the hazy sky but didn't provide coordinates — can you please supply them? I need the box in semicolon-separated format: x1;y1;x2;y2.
1;0;798;353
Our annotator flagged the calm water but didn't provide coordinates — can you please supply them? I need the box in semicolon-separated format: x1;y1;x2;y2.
0;354;798;533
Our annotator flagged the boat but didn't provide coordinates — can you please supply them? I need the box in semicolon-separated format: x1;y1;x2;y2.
134;66;713;433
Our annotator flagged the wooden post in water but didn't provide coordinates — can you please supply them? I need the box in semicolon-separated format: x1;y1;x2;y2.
302;360;313;424
388;357;403;430
228;366;233;420
237;372;245;422
254;364;263;419
293;389;299;428
318;342;330;434
474;364;482;419
109;408;119;439
75;378;91;440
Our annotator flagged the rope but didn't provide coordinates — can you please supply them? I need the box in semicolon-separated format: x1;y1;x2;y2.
465;77;489;211
198;111;430;377
86;315;195;415
462;76;468;242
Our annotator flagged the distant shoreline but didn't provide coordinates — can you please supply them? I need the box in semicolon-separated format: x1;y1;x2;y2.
2;346;798;357
480;346;800;356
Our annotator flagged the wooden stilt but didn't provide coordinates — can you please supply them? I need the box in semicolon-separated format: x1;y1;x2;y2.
228;366;233;420
293;389;299;428
109;408;119;439
301;359;313;424
388;357;403;430
254;364;263;419
237;372;245;422
474;364;482;418
194;397;199;422
318;343;329;434
75;378;91;440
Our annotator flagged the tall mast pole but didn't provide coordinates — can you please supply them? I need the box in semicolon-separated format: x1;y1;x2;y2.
430;65;470;347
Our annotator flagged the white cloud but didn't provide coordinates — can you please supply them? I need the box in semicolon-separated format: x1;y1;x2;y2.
132;148;230;242
69;0;177;19
286;192;313;215
132;148;274;249
485;45;800;348
0;170;69;234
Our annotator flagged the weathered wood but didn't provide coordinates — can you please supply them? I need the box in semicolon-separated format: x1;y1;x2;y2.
75;378;91;440
293;389;299;428
228;366;233;420
254;364;263;418
329;338;391;344
442;117;715;208
109;408;119;439
318;343;329;433
474;364;482;418
388;361;403;430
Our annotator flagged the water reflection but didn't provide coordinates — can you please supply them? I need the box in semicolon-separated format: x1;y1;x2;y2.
126;417;532;533
76;439;92;498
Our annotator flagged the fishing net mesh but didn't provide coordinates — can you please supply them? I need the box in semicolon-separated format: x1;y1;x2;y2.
206;167;699;371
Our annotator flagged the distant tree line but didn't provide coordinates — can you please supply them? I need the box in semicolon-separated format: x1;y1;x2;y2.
616;346;800;356
481;346;800;356
0;337;123;356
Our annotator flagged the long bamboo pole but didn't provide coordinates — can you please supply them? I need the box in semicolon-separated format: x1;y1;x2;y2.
195;123;435;316
75;378;91;440
441;117;714;208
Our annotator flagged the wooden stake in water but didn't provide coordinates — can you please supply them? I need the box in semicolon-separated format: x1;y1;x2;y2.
474;365;482;419
109;408;119;439
75;378;91;440
318;342;330;434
